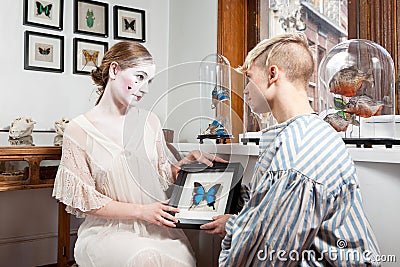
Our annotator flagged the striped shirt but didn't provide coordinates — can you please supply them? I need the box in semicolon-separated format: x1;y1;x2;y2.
219;114;380;267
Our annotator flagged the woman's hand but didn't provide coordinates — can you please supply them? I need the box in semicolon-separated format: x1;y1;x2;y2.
200;214;231;238
177;150;228;168
139;200;179;228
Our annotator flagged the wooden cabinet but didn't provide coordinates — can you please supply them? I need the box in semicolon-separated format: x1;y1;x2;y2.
0;146;71;267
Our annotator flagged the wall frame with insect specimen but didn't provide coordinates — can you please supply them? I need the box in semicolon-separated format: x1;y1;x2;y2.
73;37;108;75
74;0;109;38
113;5;146;42
23;0;64;31
24;30;64;73
168;162;243;229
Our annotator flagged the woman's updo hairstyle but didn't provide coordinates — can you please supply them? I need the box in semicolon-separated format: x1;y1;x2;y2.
91;41;154;105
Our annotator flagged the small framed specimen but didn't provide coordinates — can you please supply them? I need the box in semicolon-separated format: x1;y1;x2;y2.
74;0;109;37
113;5;146;42
23;0;64;30
169;162;243;229
73;38;108;75
24;30;64;73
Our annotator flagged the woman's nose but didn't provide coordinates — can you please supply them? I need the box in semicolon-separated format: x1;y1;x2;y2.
140;83;149;94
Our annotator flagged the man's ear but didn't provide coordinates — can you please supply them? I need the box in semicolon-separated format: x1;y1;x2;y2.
109;62;119;79
268;65;279;83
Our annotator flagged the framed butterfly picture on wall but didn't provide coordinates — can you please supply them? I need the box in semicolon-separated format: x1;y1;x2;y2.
24;30;64;73
74;0;109;37
23;0;64;31
73;38;108;75
168;162;243;229
23;0;64;30
113;5;146;42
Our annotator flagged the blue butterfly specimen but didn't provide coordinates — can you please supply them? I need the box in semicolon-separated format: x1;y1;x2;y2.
124;18;136;31
35;1;52;18
190;182;221;210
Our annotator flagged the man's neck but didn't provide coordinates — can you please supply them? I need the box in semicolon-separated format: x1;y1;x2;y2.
271;87;315;124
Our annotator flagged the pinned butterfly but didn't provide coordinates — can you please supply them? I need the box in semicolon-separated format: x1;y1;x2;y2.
38;47;51;55
123;18;136;32
81;49;100;69
190;182;221;210
35;1;52;18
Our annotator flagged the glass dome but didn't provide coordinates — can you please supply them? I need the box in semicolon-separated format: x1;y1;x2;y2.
318;39;398;144
197;54;233;144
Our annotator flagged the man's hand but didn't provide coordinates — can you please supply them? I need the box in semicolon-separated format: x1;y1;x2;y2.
200;214;231;238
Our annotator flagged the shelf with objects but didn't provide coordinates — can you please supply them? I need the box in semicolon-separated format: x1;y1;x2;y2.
318;39;399;148
197;54;233;144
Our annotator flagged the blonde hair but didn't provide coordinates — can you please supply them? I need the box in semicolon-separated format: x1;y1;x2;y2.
91;41;154;105
240;32;314;87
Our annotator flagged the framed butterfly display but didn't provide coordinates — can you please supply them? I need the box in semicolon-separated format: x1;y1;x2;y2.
74;0;109;38
169;162;243;229
73;38;108;75
23;0;64;30
24;30;64;73
113;5;146;42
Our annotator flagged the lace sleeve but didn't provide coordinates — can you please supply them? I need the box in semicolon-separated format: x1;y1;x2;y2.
153;120;178;191
52;134;112;218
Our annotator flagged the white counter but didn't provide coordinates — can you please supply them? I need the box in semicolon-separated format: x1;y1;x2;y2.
174;142;400;164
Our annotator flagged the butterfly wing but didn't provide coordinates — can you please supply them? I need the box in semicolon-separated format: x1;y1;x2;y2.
82;50;91;64
205;184;221;207
92;51;100;66
192;182;206;206
36;1;43;14
44;4;52;17
124;19;130;30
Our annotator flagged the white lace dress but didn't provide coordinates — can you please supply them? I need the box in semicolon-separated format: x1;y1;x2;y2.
52;108;196;267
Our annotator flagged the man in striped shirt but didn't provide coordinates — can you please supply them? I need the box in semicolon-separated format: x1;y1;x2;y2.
200;32;380;266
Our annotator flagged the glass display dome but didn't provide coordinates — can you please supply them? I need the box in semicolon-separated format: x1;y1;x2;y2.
197;54;233;144
318;39;398;147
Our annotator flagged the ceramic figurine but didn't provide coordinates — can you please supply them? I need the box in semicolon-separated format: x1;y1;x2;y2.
54;117;70;136
53;117;70;146
9;117;36;139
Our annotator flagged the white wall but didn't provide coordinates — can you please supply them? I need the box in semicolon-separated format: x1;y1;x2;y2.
165;0;218;142
0;0;170;130
0;0;217;266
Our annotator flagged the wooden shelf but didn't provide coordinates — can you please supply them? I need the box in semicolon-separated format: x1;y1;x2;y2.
0;146;61;191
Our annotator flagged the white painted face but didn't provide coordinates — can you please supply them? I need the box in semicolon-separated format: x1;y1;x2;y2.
243;64;270;114
112;64;156;106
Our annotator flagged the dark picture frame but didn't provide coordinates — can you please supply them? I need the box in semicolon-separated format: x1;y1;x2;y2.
74;0;109;37
113;5;146;42
23;0;64;30
24;30;64;73
169;162;243;229
73;38;108;75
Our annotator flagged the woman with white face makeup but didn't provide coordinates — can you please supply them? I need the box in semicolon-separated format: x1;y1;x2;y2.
53;41;224;266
